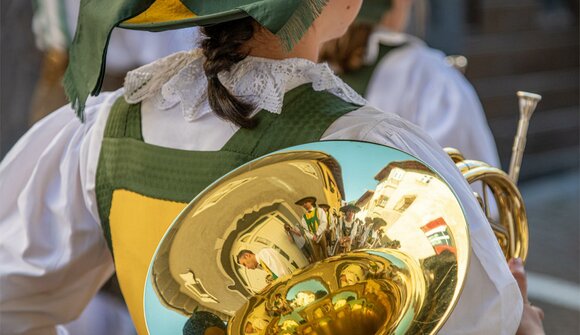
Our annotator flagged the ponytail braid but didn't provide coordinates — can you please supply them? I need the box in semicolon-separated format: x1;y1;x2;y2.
201;18;257;128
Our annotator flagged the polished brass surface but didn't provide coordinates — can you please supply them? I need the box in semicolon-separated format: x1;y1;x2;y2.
442;91;539;263
509;91;542;183
445;55;468;74
228;249;461;335
145;144;470;335
450;156;529;261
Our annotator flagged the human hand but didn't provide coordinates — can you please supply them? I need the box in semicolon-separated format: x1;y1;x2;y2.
508;258;545;335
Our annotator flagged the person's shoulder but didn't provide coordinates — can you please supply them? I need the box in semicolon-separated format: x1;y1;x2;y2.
323;105;424;143
372;34;451;76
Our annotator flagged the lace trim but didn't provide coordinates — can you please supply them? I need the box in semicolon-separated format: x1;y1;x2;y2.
124;49;366;122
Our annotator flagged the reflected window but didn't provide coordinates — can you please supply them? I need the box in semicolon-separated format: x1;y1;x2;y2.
394;195;416;213
255;236;270;246
290;162;319;179
179;270;219;304
376;195;389;208
276;215;290;226
419;175;433;184
327;174;336;193
388;168;405;185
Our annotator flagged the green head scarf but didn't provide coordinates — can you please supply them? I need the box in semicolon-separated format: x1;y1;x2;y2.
64;0;329;120
356;0;393;24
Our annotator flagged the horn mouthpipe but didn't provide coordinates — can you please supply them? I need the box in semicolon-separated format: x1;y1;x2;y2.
508;91;542;183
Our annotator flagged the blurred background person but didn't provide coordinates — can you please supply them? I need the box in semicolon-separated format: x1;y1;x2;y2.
321;0;500;167
28;1;197;333
29;0;198;124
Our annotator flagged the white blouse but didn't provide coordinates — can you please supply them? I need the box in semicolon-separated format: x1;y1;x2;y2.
0;51;521;335
364;29;501;168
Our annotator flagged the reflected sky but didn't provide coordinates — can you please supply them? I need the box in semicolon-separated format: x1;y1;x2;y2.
145;274;187;334
279;142;413;202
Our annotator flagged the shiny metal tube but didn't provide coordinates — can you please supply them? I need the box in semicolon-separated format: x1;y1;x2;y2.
508;91;542;183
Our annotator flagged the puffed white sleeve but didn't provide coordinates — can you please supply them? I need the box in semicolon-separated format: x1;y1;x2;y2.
0;91;122;334
315;208;328;238
366;44;501;168
323;107;522;335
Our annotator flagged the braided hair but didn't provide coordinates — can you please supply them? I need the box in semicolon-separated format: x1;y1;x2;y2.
201;18;258;128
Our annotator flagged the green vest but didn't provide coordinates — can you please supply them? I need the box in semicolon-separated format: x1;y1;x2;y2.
304;207;320;235
94;83;360;334
340;42;405;96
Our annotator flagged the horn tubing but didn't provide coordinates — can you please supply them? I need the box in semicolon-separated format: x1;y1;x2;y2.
508;91;541;183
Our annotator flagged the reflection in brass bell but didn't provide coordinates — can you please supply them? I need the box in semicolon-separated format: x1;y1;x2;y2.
144;141;470;335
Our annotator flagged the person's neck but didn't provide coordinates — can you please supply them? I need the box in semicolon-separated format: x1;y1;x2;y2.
245;28;320;62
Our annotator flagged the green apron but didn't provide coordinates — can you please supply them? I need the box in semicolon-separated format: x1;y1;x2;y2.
95;83;361;334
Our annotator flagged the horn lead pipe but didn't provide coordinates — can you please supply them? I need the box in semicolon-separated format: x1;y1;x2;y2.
508;91;541;183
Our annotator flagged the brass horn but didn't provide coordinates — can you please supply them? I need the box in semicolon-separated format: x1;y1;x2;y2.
143;93;539;335
144;144;470;335
445;91;541;262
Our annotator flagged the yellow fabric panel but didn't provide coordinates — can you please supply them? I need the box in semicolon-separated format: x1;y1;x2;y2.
305;210;316;220
124;0;196;25
109;189;187;335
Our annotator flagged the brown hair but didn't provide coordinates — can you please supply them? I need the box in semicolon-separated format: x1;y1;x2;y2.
236;249;254;263
319;22;374;74
201;18;258;128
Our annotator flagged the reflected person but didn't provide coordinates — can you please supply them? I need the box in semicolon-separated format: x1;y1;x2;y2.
338;203;362;253
319;203;338;256
284;222;314;263
237;249;291;283
295;197;329;260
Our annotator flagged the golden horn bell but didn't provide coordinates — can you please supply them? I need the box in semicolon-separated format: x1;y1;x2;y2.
144;143;470;334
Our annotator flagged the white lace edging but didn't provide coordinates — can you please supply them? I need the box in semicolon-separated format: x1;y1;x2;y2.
124;49;367;122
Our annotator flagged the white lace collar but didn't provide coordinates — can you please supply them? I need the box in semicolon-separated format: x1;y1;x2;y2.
124;49;366;122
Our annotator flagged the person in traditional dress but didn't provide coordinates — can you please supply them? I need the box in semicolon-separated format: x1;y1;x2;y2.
321;0;500;167
237;249;291;283
318;203;337;255
0;1;538;334
295;197;329;261
338;203;362;253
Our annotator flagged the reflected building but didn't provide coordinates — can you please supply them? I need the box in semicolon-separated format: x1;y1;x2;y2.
352;160;467;259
